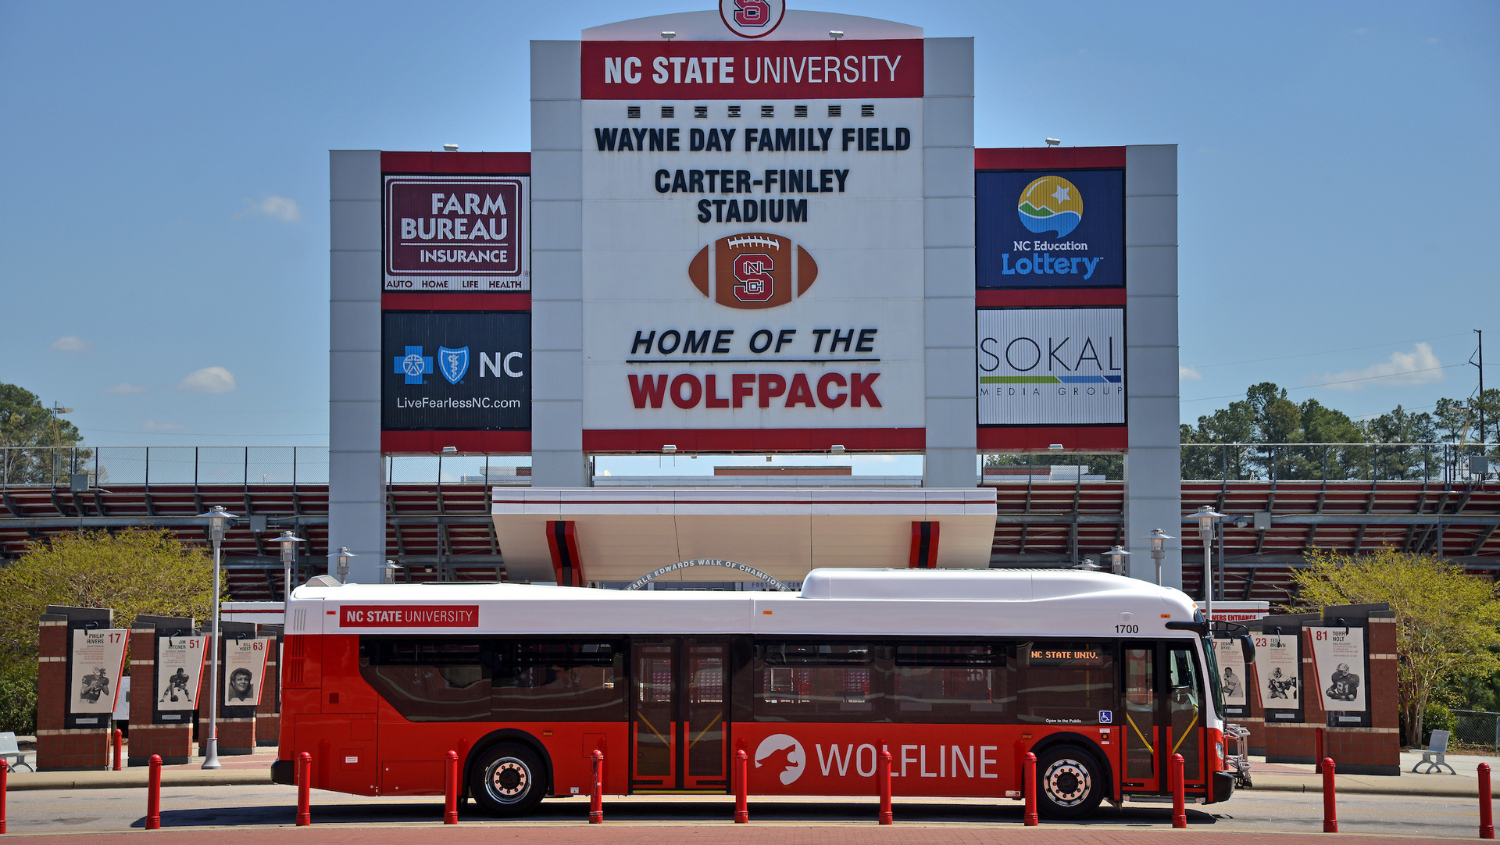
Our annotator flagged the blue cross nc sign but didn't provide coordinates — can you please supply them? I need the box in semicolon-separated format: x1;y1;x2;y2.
394;346;433;384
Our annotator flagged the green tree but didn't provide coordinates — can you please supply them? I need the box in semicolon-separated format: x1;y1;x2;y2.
1289;548;1500;747
0;381;87;485
0;529;219;731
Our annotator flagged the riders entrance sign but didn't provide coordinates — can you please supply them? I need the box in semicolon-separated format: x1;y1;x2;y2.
154;634;207;725
66;628;128;729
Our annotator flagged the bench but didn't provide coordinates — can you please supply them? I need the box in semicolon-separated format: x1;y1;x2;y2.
0;732;33;772
1412;729;1457;774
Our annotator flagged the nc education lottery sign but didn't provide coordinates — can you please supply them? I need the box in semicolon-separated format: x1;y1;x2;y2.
976;308;1126;426
580;38;925;436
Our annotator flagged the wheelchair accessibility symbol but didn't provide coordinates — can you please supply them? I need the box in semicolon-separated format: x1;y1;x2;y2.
1098;710;1113;724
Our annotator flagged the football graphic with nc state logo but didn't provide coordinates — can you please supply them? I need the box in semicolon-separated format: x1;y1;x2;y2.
687;232;818;310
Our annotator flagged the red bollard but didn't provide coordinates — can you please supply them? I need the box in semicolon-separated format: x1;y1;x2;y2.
1023;751;1039;826
1315;728;1325;774
2;760;9;835
113;729;123;772
444;750;459;824
1322;757;1337;833
1171;753;1187;829
734;749;748;824
878;748;893;825
296;752;312;826
145;754;161;830
589;750;604;824
1480;763;1494;840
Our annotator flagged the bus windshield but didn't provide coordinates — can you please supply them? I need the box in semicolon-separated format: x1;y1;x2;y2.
1202;636;1226;717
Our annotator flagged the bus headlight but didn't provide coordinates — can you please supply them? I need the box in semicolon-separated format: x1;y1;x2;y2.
1216;741;1225;763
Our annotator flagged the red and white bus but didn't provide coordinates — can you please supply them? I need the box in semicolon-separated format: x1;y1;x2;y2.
272;568;1242;818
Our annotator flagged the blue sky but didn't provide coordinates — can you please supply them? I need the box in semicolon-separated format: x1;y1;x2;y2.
0;0;1495;452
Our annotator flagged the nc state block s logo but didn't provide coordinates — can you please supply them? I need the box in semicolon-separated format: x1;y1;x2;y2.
688;233;818;310
719;0;785;38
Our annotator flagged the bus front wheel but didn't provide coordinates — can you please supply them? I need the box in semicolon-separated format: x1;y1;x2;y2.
1035;745;1105;819
470;743;546;817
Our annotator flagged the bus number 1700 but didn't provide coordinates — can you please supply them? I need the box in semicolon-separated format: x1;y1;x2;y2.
1115;624;1139;633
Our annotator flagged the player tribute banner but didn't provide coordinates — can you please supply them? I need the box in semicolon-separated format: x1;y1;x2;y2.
1308;626;1368;716
67;629;128;729
221;636;270;717
153;634;207;724
1213;638;1248;716
1255;631;1301;721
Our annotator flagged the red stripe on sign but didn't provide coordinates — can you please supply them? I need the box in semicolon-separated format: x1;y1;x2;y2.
583;428;924;452
381;292;531;311
976;289;1126;307
975;147;1127;171
381;431;532;455
977;426;1128;453
581;41;924;100
340;605;480;628
380;151;530;175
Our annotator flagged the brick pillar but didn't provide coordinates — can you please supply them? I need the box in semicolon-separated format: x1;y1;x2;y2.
1257;613;1321;765
198;622;258;756
1242;651;1266;756
256;625;283;747
36;607;113;771
1324;610;1400;775
128;616;196;766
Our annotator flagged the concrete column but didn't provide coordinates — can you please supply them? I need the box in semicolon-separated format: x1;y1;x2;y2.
1122;145;1182;587
921;37;977;488
328;150;385;582
529;40;588;487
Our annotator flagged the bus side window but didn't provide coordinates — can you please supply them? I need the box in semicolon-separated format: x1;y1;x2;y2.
891;642;1010;723
494;640;627;722
359;638;492;723
1014;641;1116;726
753;641;888;722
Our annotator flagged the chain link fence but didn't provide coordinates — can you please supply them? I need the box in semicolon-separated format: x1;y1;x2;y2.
1181;442;1496;483
1453;709;1500;754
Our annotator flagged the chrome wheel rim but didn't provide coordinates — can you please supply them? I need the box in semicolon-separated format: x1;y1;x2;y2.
486;757;532;804
1042;758;1092;807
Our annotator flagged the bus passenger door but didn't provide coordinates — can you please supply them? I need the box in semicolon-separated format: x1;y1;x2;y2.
1164;644;1205;791
682;639;728;790
630;638;729;791
631;641;676;789
1122;647;1160;793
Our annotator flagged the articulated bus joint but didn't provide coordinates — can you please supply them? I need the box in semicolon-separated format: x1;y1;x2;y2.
466;728;556;798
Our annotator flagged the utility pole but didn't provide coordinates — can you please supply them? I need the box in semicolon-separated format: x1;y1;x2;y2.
1476;330;1486;445
50;402;73;483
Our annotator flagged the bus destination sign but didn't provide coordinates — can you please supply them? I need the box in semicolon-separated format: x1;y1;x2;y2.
1027;645;1106;666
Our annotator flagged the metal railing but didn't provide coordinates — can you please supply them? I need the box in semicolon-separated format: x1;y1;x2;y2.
1181;442;1496;484
0;446;536;489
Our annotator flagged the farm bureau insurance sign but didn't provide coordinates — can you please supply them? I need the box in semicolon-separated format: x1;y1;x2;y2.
384;175;530;292
579;38;925;436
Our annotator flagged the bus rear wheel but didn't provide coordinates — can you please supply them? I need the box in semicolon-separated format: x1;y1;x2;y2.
1035;745;1105;819
470;743;546;817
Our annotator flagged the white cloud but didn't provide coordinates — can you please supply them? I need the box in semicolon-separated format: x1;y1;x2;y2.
142;420;185;432
177;366;237;394
238;195;302;223
106;382;149;394
51;335;94;353
1316;343;1446;391
1179;365;1204;381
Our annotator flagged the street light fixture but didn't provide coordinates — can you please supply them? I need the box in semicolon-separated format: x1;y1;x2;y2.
197;505;237;771
332;547;356;583
379;559;404;585
1104;545;1131;576
273;531;304;600
1193;506;1225;621
1140;528;1175;586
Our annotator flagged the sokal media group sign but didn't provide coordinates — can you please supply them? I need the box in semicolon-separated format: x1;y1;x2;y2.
383;311;531;431
384;175;530;292
976;169;1124;289
977;308;1125;426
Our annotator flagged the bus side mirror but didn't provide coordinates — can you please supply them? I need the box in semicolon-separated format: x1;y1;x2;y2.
1240;634;1256;665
